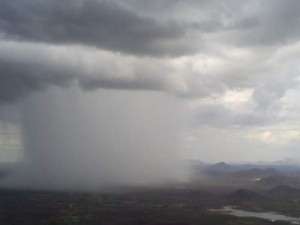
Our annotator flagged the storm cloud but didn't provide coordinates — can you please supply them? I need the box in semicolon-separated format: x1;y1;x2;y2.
1;0;300;103
0;0;191;56
0;0;300;175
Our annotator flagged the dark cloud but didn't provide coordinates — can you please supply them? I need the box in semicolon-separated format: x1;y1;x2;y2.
128;0;300;48
0;0;300;129
218;0;300;47
0;41;178;102
0;44;74;103
1;0;300;57
0;0;194;56
0;63;72;103
79;76;164;92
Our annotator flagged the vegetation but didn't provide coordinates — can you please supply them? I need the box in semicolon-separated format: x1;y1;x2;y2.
2;163;300;224
0;186;295;225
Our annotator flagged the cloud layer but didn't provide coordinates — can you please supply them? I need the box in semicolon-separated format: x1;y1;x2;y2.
1;0;300;163
1;0;300;102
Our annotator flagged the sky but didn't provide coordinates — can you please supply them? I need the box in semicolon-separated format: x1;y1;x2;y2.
1;0;300;164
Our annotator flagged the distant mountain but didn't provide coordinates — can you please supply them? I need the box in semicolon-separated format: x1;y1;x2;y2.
205;162;235;173
233;168;279;179
226;189;266;202
235;163;256;171
193;160;300;179
203;164;280;181
273;158;300;165
268;185;300;195
257;175;300;187
265;185;300;200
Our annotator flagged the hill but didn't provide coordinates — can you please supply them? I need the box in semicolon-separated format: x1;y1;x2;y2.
257;175;300;187
226;189;266;203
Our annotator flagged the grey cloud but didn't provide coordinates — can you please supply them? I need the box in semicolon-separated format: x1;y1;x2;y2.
252;74;300;110
223;0;300;47
79;77;164;92
0;41;183;102
1;0;300;58
0;46;74;103
193;104;281;128
0;0;193;56
0;0;300;110
131;0;300;48
0;63;72;103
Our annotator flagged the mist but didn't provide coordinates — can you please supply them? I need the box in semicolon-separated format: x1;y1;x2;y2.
1;86;183;191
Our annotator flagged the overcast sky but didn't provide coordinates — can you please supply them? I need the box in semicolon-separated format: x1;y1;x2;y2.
1;0;300;163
